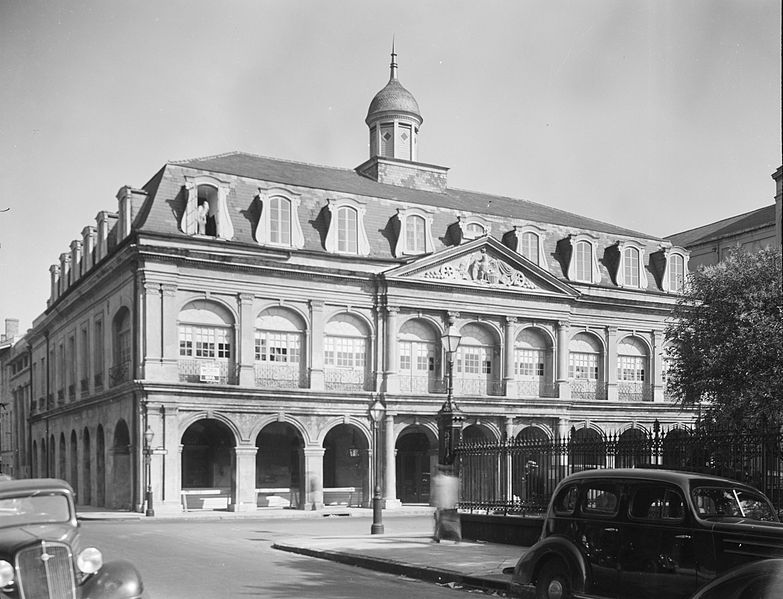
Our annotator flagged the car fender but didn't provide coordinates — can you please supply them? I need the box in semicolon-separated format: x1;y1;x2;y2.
80;559;145;599
515;536;589;594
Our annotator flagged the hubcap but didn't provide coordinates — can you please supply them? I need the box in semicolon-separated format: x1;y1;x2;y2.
547;579;564;599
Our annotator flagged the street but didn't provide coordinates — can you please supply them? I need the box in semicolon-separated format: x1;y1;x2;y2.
80;514;477;599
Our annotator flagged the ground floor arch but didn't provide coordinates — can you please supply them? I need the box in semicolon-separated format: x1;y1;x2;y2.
182;418;236;490
396;427;436;504
255;422;305;508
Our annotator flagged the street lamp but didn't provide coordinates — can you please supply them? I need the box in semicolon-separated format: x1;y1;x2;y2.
369;399;385;535
143;426;155;517
438;324;463;468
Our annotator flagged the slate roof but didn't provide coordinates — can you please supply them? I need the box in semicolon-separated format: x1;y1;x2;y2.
163;151;656;240
665;204;776;248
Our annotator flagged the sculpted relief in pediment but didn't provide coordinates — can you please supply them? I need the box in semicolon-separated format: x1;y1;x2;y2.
418;248;538;290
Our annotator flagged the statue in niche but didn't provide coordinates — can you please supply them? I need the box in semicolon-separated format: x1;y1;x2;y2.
196;201;208;235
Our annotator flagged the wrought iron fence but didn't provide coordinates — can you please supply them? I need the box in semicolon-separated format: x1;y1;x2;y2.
457;425;783;515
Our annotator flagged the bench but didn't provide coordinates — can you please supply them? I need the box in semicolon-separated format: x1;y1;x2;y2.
181;488;230;511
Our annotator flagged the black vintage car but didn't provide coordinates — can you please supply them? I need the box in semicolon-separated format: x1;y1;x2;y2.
0;478;145;599
510;468;783;599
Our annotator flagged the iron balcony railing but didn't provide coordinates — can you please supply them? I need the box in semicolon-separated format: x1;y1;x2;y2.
617;381;652;402
178;359;237;385
505;379;557;398
108;361;131;387
398;375;445;394
254;362;308;389
570;378;607;400
324;367;371;392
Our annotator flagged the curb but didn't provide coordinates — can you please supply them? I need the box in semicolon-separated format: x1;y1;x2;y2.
272;540;511;594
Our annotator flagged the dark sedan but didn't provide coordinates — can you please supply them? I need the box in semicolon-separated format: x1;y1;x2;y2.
0;478;145;599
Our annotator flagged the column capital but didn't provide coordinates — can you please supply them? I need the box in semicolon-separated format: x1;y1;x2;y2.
238;292;255;304
386;306;400;316
606;326;618;335
143;282;160;295
447;311;460;324
505;316;518;325
309;299;325;309
556;320;570;330
161;283;177;297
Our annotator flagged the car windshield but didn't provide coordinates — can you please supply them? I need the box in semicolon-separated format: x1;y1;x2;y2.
0;492;72;526
691;486;778;522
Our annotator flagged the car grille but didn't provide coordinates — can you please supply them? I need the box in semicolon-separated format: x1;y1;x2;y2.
15;541;77;599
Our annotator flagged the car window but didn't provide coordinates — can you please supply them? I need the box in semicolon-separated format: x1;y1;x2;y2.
0;492;71;526
553;484;580;515
692;486;778;522
629;485;685;521
581;483;620;516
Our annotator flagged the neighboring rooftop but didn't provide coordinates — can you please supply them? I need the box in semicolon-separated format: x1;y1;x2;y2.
666;204;776;248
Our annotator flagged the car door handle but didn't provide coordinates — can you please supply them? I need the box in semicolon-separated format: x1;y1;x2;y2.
675;534;692;539
605;528;619;532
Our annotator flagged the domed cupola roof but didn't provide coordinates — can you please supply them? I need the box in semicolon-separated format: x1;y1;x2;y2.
365;46;422;126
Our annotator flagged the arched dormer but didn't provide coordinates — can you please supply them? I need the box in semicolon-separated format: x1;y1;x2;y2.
180;175;234;240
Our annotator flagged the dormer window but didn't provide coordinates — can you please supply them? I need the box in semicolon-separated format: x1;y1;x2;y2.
465;222;485;239
561;234;601;283
255;187;305;249
394;207;435;257
325;198;371;256
449;216;490;245
615;241;648;288
662;249;688;293
503;225;548;269
181;176;234;240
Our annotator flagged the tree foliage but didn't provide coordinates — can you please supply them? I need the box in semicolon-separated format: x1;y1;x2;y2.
665;247;783;430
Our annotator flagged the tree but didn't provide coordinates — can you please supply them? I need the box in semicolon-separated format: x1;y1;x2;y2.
665;247;783;430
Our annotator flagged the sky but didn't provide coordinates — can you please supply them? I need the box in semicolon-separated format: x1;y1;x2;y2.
0;0;780;334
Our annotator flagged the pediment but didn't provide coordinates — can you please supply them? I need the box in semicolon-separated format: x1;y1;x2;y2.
383;237;579;297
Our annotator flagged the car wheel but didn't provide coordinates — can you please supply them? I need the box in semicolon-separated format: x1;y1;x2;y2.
535;561;572;599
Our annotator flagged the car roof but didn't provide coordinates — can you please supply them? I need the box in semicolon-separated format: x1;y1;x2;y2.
0;478;74;498
559;468;758;489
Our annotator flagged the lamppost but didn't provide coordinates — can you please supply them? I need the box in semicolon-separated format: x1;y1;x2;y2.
369;399;385;535
143;426;155;517
438;324;463;469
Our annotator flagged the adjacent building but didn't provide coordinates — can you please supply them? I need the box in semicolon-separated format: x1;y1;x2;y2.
6;52;694;513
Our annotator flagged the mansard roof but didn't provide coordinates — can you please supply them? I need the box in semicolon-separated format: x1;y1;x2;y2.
163;152;656;240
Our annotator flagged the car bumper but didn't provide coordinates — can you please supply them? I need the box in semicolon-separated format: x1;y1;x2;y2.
509;580;536;599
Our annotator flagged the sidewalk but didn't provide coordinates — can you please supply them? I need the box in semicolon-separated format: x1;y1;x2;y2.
273;532;522;594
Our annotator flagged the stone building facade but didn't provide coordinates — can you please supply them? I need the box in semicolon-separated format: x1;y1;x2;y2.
9;52;694;513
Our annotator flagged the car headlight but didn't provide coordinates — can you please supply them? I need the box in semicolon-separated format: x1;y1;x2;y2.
76;547;103;575
0;560;14;587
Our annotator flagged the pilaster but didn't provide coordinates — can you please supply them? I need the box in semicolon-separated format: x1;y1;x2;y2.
503;317;517;393
652;329;664;402
383;413;401;508
142;281;163;380
384;307;400;394
308;300;325;390
556;321;571;400
606;326;618;402
160;284;179;380
230;446;259;512
237;293;256;386
303;446;325;509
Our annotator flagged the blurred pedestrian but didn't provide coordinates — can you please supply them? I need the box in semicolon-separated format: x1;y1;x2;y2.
432;467;461;542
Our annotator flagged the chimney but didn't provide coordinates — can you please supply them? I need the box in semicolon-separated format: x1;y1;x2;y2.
49;264;60;306
70;239;82;285
4;319;19;341
81;225;96;274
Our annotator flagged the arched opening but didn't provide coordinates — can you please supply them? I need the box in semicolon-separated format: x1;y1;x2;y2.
110;308;132;387
82;428;92;505
398;319;440;394
323;424;368;507
461;424;498;504
396;428;433;504
255;422;304;509
616;428;650;468
96;425;106;506
182;419;235;490
570;427;605;471
324;313;370;391
178;300;236;384
513;427;550;504
455;323;500;396
254;306;307;389
663;429;690;468
58;433;66;479
111;420;132;509
569;333;605;400
618;336;650;401
69;430;78;494
512;328;554;397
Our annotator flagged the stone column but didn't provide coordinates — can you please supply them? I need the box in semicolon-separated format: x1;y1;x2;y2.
160;284;179;380
303;446;325;509
237;294;255;386
384;307;400;394
505;416;514;502
606;327;618;402
383;413;401;508
651;329;664;402
309;301;325;390
156;405;182;514
230;445;258;512
556;321;571;400
503;317;517;396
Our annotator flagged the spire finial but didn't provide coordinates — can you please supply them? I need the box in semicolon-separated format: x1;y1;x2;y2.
390;37;398;81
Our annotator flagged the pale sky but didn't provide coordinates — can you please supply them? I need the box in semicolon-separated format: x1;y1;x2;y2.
1;0;780;333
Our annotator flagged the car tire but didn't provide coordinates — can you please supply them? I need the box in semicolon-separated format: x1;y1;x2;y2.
535;561;572;599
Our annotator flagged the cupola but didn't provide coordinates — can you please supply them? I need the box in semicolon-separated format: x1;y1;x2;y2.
357;44;449;193
365;43;422;162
